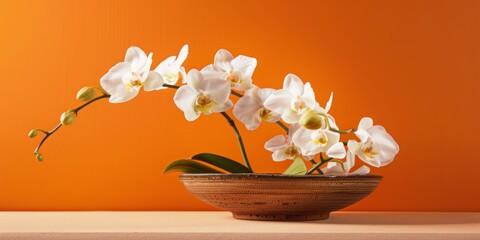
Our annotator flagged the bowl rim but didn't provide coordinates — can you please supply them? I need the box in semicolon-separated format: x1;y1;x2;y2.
180;173;383;180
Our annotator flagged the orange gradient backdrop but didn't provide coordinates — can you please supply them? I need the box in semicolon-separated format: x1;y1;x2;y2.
1;0;479;211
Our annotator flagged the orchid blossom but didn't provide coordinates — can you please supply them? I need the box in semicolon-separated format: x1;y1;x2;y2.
264;124;312;162
347;117;400;167
292;127;344;157
100;46;163;103
154;44;189;87
173;69;233;121
201;49;257;91
263;74;317;124
233;86;281;130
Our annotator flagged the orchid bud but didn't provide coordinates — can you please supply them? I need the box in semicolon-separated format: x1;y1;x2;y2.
76;87;96;101
28;130;38;138
300;110;323;130
60;111;77;125
35;153;44;162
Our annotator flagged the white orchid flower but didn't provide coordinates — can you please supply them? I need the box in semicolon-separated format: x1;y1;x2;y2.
201;49;257;91
292;127;344;158
154;44;189;87
264;124;312;162
233;86;281;130
100;46;163;103
263;74;318;124
322;151;370;175
347;117;400;167
173;69;233;121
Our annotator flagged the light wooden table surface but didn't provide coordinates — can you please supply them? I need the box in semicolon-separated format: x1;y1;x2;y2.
0;211;479;239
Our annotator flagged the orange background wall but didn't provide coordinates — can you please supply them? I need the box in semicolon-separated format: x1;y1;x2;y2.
1;0;479;211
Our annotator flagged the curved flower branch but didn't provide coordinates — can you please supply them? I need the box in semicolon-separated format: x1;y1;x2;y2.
29;45;399;177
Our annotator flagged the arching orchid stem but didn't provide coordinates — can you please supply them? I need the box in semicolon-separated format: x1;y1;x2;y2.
309;159;323;174
276;121;289;133
72;94;110;113
318;113;355;134
306;157;333;175
163;83;179;89
230;90;243;97
32;93;110;161
220;112;253;172
33;123;62;159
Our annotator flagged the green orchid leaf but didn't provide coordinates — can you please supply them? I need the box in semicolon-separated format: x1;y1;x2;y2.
192;153;253;173
283;157;307;175
164;160;224;174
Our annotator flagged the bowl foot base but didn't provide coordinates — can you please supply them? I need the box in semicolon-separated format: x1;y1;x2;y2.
232;212;330;221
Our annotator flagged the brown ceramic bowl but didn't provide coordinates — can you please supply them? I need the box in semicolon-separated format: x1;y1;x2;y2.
180;173;382;221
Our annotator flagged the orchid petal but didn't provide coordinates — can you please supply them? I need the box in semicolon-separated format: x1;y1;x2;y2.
358;117;374;131
180;67;187;84
125;46;147;70
355;129;370;143
322;163;344;175
292;128;322;156
186;69;203;90
184;111;200;122
233;95;262;130
326;142;346;159
172;44;189;69
200;64;226;81
272;149;287;162
256;88;275;104
108;87;139;103
214;49;234;65
231;55;257;80
345;150;356;172
173;85;198;113
357;153;382;168
370;126;399;150
347;140;360;154
282;111;301;124
324;130;340;152
369;126;399;166
212;99;233;113
352;165;370;175
265;135;287;152
302;82;317;109
325;92;333;113
100;62;130;94
140;53;153;80
154;56;176;73
283;74;304;96
201;78;231;104
288;123;301;140
263;90;292;114
236;76;253;91
143;71;164;91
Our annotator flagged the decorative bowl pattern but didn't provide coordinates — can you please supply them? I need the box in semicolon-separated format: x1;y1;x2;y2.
180;173;383;221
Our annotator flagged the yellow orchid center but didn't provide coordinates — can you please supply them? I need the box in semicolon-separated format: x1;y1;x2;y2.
164;73;178;83
259;107;273;121
292;96;307;113
195;93;215;114
311;130;328;146
285;144;301;159
125;72;143;91
362;142;379;159
227;71;242;87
